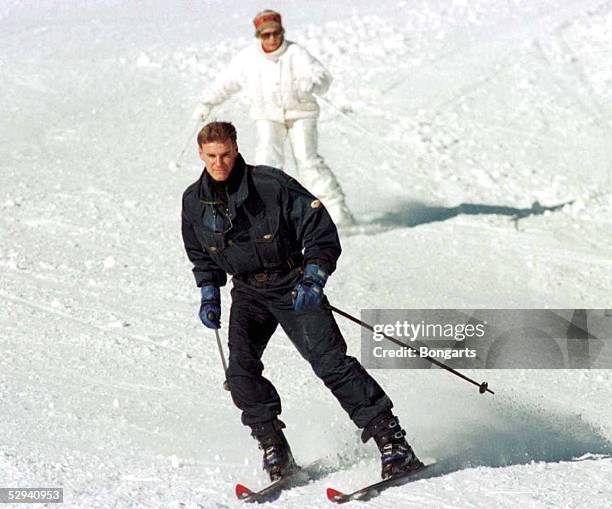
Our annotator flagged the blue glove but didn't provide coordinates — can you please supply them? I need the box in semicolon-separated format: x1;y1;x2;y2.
199;285;221;329
293;263;328;312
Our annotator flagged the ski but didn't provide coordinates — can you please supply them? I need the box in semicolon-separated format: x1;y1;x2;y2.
326;462;435;504
235;459;324;503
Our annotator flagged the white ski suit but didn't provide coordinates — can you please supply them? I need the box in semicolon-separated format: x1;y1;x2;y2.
199;39;353;225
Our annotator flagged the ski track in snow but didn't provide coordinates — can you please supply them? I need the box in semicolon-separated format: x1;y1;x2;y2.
1;1;612;507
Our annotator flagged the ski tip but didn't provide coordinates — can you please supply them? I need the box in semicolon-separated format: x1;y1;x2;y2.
235;483;252;499
326;487;345;501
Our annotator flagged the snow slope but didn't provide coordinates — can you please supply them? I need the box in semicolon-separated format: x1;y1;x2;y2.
1;1;612;507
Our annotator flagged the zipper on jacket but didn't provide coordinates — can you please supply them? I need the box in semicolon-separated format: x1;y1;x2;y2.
278;58;285;115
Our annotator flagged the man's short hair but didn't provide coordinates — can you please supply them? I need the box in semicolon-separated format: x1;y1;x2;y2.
197;122;237;147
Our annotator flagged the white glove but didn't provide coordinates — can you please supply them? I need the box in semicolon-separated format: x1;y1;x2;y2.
297;78;315;95
192;103;211;122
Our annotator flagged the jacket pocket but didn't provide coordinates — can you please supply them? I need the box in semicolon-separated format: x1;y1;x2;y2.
253;216;288;268
221;229;261;275
195;227;236;274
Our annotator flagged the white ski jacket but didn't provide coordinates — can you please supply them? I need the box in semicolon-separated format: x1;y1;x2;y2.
201;40;332;123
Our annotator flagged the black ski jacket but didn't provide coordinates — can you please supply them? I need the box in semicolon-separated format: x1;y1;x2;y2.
181;154;341;287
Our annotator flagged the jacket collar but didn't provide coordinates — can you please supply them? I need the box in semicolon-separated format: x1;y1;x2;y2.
198;153;249;209
258;39;289;61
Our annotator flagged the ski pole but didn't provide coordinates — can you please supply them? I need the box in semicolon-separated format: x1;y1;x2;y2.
313;93;419;168
327;304;494;395
210;312;230;391
314;93;369;135
168;119;202;172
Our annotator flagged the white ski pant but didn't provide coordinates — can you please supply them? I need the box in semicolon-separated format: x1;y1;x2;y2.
254;118;352;225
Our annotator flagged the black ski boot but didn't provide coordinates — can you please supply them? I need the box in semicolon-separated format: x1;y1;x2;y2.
362;413;424;480
251;419;298;482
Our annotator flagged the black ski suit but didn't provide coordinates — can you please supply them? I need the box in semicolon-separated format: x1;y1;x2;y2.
181;155;392;430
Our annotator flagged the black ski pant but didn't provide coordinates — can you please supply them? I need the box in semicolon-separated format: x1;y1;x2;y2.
225;268;392;432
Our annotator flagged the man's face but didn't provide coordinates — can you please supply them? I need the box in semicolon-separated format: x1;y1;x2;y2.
259;29;284;52
198;139;238;182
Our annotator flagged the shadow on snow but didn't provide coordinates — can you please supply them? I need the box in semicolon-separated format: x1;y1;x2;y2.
370;199;574;229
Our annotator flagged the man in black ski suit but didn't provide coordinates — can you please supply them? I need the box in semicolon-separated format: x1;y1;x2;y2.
181;122;423;481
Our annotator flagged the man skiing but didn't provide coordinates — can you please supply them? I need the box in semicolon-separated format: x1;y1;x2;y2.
181;121;423;482
192;10;354;227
